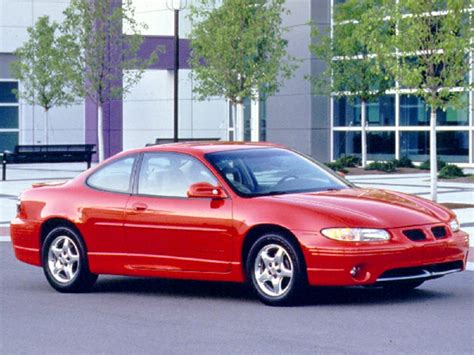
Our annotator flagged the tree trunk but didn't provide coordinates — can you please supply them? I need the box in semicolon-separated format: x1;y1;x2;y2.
97;105;105;162
361;100;367;168
235;102;244;141
430;107;437;201
228;102;235;141
44;109;49;145
250;93;260;142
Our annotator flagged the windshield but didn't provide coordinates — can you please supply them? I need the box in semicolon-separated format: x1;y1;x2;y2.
206;148;350;197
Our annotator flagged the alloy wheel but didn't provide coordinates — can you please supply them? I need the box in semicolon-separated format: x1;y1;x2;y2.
254;244;294;297
47;236;80;283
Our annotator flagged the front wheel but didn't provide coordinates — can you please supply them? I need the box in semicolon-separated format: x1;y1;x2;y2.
247;233;307;306
42;226;98;293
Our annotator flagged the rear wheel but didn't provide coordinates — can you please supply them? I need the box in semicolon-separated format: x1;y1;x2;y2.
42;226;97;293
247;232;307;306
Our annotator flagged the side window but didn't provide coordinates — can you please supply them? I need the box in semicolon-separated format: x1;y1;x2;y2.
87;157;135;193
138;153;218;197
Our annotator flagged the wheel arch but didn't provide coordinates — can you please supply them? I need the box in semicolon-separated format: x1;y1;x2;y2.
241;224;307;279
40;218;85;253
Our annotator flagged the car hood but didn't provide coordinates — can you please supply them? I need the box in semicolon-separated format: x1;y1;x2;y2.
270;188;454;229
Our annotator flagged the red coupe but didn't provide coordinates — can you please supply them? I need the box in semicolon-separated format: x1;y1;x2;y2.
11;143;469;305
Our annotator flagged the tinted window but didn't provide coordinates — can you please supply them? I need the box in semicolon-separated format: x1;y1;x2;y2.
0;82;18;103
0;132;18;151
87;157;135;193
0;107;19;129
138;153;217;197
206;148;348;197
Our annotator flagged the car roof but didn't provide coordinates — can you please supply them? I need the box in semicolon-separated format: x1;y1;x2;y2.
125;141;286;156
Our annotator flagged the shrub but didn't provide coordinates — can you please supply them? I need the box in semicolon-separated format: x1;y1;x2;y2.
419;158;446;171
365;161;396;173
438;164;465;179
325;162;348;174
337;155;361;168
392;156;414;168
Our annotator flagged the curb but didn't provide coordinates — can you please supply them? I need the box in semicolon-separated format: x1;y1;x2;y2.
0;226;9;236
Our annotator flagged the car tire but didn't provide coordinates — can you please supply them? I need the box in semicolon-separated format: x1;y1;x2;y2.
42;226;98;293
382;280;424;292
246;232;307;306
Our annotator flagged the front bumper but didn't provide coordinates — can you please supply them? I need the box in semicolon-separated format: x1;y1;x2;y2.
298;227;469;286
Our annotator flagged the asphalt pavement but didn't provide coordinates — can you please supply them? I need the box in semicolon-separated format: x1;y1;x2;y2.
1;243;473;354
1;164;473;354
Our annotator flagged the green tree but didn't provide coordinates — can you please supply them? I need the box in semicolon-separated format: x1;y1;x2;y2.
61;0;158;161
188;0;298;141
364;0;473;201
309;0;392;168
10;16;78;144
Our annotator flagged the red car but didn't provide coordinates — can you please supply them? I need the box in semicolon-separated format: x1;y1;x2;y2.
11;143;469;305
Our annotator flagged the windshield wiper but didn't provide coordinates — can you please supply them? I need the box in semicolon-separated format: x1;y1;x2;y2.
252;190;289;197
252;187;345;197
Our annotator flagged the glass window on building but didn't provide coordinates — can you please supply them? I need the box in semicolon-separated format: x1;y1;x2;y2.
0;81;19;151
400;131;469;163
400;95;430;126
367;95;395;126
335;131;396;161
367;131;395;161
400;94;469;127
400;131;429;162
399;0;447;12
0;82;18;103
259;98;266;141
438;131;469;162
436;94;468;126
333;131;361;159
333;97;361;127
243;98;251;141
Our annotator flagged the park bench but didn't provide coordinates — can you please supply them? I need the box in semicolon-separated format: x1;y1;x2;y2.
2;144;96;181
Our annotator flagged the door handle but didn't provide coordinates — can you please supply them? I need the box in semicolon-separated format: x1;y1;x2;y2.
132;203;148;211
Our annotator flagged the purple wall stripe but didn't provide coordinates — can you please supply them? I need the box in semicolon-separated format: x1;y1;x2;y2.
139;36;191;70
85;35;191;161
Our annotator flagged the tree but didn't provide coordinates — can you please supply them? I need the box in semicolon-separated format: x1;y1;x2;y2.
309;0;392;168
10;16;78;144
61;0;158;161
188;0;298;141
364;0;473;201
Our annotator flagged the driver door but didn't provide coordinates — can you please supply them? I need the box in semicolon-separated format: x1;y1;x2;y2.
124;152;233;274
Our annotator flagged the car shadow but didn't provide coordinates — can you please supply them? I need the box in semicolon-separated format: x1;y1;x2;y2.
92;276;449;306
93;276;255;301
300;286;447;306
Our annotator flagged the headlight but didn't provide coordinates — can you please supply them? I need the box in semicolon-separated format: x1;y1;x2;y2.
321;228;390;242
449;219;460;233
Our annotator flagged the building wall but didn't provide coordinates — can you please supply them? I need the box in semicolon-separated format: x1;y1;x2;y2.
0;0;84;149
265;0;332;162
2;0;472;166
122;69;227;150
86;0;228;155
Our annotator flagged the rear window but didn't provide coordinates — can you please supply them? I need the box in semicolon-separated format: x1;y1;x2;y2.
87;156;135;193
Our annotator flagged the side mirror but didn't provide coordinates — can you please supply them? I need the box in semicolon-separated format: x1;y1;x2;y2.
187;182;227;199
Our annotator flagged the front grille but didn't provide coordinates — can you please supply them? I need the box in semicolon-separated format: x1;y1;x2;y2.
431;226;447;239
403;229;426;241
